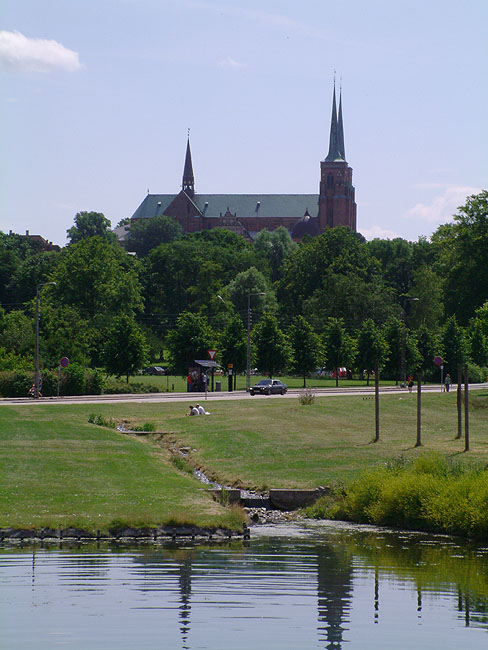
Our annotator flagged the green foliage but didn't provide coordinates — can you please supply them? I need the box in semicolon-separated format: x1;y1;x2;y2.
102;315;149;382
442;315;467;375
252;312;291;377
298;388;315;405
356;319;389;382
329;455;488;538
52;236;144;319
278;227;392;328
127;215;182;256
254;226;297;282
288;315;322;386
132;422;157;432
0;310;34;356
0;370;32;397
166;311;215;376
432;190;488;324
324;317;356;386
219;314;247;375
88;413;116;428
67;211;116;244
468;318;488;366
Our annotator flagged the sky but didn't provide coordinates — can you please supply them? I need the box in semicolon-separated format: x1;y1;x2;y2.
1;0;487;247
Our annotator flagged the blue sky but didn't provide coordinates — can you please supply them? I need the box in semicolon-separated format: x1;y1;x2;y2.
1;0;486;246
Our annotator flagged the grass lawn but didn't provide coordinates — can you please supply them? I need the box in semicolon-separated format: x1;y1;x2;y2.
1;390;487;530
0;405;242;532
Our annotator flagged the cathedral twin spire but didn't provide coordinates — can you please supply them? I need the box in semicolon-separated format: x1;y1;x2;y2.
325;82;346;163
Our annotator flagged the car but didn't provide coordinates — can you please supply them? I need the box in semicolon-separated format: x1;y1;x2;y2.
142;366;167;376
249;379;287;396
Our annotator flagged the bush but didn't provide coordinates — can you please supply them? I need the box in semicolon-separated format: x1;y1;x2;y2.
328;454;488;539
103;380;160;394
0;370;33;397
298;388;315;405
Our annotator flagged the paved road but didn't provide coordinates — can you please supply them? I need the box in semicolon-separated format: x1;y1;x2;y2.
1;384;487;407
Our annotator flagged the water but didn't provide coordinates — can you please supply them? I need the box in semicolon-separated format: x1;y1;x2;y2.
1;521;488;649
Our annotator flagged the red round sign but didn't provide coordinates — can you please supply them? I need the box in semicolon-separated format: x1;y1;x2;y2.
60;357;70;368
433;356;443;366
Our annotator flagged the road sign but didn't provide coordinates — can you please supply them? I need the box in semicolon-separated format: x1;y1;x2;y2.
60;357;70;368
207;350;217;361
434;356;443;366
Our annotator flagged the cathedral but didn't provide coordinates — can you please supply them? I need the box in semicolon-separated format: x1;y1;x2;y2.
128;84;356;241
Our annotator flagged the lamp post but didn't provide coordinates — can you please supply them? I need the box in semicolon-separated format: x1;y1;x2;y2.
401;297;419;387
34;282;56;398
246;292;265;392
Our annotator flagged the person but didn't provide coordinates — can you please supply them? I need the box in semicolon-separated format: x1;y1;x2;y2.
196;403;209;415
186;405;199;416
444;373;451;392
408;375;414;393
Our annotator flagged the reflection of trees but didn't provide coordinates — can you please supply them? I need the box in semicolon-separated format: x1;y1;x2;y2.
338;529;488;631
315;543;353;649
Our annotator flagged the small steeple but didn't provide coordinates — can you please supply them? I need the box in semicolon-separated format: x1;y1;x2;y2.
182;134;195;197
325;81;345;162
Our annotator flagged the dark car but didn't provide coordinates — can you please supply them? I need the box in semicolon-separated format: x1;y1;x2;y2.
142;366;167;376
249;379;287;396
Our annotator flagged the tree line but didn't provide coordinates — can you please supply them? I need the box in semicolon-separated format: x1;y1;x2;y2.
0;191;487;391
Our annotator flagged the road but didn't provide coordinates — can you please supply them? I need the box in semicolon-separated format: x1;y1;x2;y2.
1;383;486;407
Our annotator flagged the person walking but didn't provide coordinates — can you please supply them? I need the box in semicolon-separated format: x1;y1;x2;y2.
444;373;451;392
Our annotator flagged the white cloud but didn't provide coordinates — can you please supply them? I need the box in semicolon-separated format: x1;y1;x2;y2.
217;56;247;69
403;185;482;224
0;30;82;73
360;225;400;241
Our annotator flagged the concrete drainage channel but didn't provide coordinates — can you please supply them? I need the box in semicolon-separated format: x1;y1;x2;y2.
193;468;329;512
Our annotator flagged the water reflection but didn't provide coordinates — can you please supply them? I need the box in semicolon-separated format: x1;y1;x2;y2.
1;522;488;649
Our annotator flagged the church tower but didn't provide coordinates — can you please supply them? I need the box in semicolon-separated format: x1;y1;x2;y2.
317;83;357;231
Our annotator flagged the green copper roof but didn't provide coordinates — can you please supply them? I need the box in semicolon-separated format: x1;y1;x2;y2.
130;193;318;221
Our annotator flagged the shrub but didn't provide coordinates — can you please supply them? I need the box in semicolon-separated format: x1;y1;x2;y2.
298;388;315;405
0;370;32;397
88;413;116;428
328;454;488;539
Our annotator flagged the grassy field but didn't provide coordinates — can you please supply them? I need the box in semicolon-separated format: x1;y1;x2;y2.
1;390;487;531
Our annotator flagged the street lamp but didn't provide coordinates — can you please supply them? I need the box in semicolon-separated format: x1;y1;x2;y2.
34;282;57;398
246;292;265;392
401;296;419;387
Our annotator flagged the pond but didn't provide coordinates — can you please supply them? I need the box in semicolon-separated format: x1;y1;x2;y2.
1;521;488;649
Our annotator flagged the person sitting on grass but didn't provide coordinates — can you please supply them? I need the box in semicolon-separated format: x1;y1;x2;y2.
196;403;210;415
187;405;199;416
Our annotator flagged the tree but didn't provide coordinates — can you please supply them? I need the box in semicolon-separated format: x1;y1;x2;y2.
254;227;297;282
432;190;488;324
223;267;272;324
102;315;149;382
382;317;420;383
441;315;467;376
288;315;322;387
0;310;34;357
67;211;116;244
219;314;247;388
356;319;389;385
252;313;290;378
166;312;215;376
53;237;144;317
416;324;441;381
407;266;444;331
324;317;356;387
127;216;183;256
468;318;488;367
